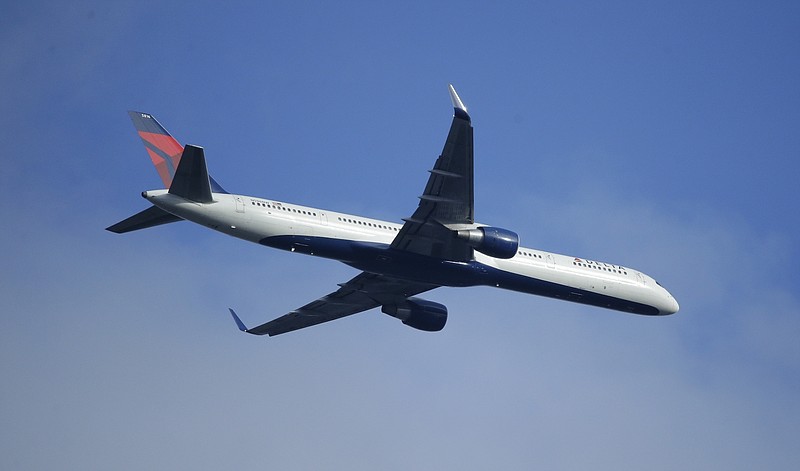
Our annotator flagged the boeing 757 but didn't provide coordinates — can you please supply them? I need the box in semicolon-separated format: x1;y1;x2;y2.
108;85;679;336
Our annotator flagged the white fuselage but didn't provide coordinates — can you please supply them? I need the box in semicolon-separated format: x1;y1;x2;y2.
144;190;679;316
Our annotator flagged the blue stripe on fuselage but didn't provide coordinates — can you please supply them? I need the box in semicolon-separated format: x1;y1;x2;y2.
259;235;659;316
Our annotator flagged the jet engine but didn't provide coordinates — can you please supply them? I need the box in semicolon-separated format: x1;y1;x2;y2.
382;298;448;332
456;226;519;259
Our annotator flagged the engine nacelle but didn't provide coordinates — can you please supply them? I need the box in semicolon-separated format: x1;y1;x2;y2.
456;226;519;259
381;298;448;332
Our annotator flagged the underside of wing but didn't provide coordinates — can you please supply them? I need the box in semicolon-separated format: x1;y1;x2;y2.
391;84;475;261
231;272;437;336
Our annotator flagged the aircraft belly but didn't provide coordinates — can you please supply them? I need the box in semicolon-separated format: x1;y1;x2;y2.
255;234;662;315
482;266;659;315
258;235;485;286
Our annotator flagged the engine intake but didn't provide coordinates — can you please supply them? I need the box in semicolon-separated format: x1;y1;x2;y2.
382;298;448;332
456;226;519;259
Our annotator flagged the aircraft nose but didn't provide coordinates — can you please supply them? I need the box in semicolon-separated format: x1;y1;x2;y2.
661;293;679;315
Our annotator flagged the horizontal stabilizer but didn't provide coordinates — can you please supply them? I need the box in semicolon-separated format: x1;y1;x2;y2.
106;205;183;234
169;145;214;203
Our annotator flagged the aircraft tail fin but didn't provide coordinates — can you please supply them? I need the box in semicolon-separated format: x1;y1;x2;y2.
109;114;224;234
169;145;214;203
106;205;183;234
128;111;228;193
128;111;183;188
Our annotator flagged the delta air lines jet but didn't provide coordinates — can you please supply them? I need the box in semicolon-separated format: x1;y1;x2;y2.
108;85;679;337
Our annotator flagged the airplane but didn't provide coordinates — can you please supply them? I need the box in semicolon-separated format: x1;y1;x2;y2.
108;85;679;337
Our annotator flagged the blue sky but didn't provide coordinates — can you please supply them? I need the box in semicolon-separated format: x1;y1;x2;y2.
1;1;799;469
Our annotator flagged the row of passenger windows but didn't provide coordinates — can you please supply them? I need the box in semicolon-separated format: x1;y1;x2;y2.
518;251;543;259
251;200;317;217
573;261;627;275
337;216;399;232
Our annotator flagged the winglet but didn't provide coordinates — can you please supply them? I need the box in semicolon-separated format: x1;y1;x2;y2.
448;84;470;122
228;308;249;332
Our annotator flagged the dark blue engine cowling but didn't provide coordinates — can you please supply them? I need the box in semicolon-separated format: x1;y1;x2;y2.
381;298;448;332
457;226;520;259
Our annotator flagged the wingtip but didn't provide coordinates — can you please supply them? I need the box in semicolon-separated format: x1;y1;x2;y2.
228;308;249;332
447;84;470;122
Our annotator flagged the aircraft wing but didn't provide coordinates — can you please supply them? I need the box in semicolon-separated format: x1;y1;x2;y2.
229;272;437;336
390;84;475;261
